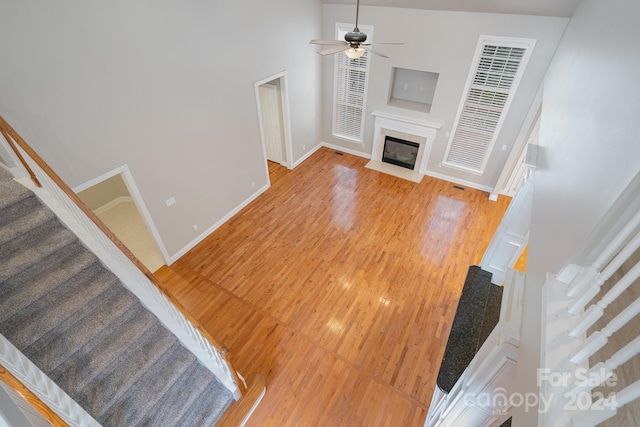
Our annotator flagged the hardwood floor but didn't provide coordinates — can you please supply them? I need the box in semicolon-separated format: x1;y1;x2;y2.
155;147;511;426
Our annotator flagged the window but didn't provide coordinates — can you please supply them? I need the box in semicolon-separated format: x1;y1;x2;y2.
443;36;535;174
332;23;373;144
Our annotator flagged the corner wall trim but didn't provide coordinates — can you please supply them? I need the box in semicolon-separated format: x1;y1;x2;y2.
292;144;323;168
169;183;270;264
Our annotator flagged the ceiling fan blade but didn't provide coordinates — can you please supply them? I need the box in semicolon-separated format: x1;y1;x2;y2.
310;39;347;45
368;49;389;58
317;44;350;56
362;42;404;46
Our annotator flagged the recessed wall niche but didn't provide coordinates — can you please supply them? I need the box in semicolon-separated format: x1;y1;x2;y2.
388;68;439;113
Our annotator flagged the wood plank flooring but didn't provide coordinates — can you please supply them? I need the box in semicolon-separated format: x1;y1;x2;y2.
155;147;511;426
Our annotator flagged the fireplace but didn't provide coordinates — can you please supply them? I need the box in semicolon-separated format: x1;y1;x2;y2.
382;136;419;170
366;111;441;183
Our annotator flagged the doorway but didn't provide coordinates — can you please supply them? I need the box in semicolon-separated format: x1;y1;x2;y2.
255;72;293;182
74;165;168;272
259;83;285;164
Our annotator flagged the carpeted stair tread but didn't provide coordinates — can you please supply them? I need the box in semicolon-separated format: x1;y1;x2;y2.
0;166;13;181
0;241;96;303
0;178;33;211
94;340;195;425
139;360;220;426
177;372;235;427
0;254;102;324
55;318;175;407
0;265;121;348
0;217;65;259
0;203;55;246
0;193;43;228
24;285;154;377
0;226;77;282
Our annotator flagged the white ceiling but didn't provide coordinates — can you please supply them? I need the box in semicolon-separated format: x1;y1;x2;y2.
321;0;582;18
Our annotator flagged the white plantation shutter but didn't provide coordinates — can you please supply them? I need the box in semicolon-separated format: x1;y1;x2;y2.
444;37;535;173
332;23;373;143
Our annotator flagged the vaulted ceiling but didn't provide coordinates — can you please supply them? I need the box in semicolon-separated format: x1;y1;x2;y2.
321;0;581;18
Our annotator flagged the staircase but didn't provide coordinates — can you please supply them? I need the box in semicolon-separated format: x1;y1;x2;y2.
0;166;235;425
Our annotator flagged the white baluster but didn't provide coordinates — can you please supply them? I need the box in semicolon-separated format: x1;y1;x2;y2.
567;231;640;314
566;211;640;299
570;259;640;337
566;266;602;298
570;297;640;364
573;377;640;426
568;284;602;315
572;334;640;395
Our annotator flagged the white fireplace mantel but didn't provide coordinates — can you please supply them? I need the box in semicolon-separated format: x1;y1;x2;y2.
368;110;441;182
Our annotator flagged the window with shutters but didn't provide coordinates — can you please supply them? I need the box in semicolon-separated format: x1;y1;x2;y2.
332;23;373;144
443;36;535;174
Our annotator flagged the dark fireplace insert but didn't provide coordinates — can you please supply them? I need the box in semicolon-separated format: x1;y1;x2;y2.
382;136;419;170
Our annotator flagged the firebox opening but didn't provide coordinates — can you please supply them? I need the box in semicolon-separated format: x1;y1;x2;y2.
382;136;419;170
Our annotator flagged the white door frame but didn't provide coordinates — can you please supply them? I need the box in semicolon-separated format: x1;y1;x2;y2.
254;71;294;183
72;165;171;265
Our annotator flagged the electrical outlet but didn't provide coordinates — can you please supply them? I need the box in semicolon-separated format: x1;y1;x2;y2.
165;197;176;207
303;144;306;150
502;145;508;151
403;83;408;90
193;224;198;231
251;182;255;188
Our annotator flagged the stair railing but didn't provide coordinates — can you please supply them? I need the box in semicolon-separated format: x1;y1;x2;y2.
0;367;67;427
541;209;640;426
0;117;246;415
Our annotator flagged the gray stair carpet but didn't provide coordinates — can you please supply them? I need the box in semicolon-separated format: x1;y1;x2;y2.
0;168;234;426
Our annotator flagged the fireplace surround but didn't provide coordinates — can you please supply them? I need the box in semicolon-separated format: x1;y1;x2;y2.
367;111;441;182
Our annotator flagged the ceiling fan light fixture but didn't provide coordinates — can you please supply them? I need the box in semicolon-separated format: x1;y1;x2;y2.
345;47;366;60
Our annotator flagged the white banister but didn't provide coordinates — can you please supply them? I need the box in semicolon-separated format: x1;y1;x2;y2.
570;258;640;337
593;210;640;271
0;131;243;426
569;296;640;364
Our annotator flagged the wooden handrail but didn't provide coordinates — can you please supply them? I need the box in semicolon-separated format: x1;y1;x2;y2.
0;115;246;397
0;125;41;187
0;365;68;426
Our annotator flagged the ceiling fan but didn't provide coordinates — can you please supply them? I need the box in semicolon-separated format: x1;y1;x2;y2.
310;0;403;60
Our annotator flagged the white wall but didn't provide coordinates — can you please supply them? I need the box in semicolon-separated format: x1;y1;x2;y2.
0;0;322;257
515;0;640;424
320;5;567;189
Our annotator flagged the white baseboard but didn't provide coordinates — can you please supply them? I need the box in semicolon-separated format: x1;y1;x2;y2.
94;196;133;216
292;144;323;169
318;141;493;194
169;183;270;264
320;141;371;159
422;170;493;193
170;143;495;264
